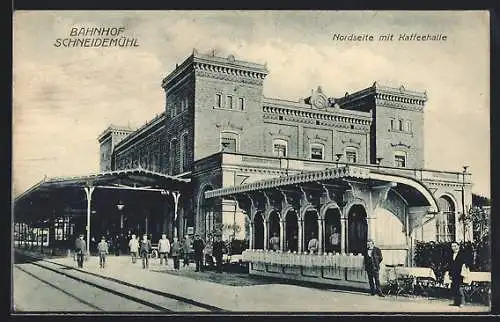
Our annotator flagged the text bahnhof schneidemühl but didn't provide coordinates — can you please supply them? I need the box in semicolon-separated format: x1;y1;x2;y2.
332;33;447;42
54;27;139;48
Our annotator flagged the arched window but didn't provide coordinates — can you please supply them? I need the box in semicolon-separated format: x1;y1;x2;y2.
345;147;358;163
398;119;404;131
180;132;189;172
436;196;456;242
310;143;324;160
221;131;239;152
169;138;178;175
272;139;288;157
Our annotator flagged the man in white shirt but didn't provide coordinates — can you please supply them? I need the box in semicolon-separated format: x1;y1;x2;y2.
128;234;139;264
269;232;280;251
158;234;171;266
308;232;319;254
329;226;341;253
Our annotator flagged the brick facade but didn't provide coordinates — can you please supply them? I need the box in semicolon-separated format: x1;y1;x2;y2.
98;50;471;243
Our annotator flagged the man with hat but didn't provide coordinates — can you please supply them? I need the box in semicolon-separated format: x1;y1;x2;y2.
97;236;109;269
212;234;227;273
193;234;205;272
364;239;384;297
74;234;87;268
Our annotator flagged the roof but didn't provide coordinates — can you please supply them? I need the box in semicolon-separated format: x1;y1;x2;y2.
205;165;439;214
14;168;190;204
205;165;369;199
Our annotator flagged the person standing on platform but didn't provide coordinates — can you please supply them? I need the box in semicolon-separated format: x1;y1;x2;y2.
182;235;192;267
289;231;298;252
128;234;139;264
74;234;86;268
97;236;109;269
364;239;384;297
158;234;171;266
269;232;280;251
445;241;471;307
193;234;205;272
307;232;319;254
140;234;152;269
171;237;181;270
212;235;226;273
204;234;214;269
329;226;341;253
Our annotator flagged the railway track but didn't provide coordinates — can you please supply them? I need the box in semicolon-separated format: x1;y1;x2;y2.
14;253;224;313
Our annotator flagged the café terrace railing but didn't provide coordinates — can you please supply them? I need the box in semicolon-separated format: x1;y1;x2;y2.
242;249;369;285
242;249;365;268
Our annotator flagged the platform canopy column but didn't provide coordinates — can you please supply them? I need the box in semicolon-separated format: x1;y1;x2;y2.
83;184;95;255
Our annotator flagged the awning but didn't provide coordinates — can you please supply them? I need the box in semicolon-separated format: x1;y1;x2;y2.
205;165;439;213
13;168;190;222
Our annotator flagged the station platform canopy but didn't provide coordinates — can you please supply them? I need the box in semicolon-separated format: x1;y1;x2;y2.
14;168;191;224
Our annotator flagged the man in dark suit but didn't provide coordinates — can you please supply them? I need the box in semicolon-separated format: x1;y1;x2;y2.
193;234;205;272
212;235;227;273
74;234;86;268
364;239;384;297
446;242;471;307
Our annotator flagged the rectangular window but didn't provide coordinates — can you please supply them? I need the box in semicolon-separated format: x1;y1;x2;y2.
176;98;182;114
182;97;188;111
273;144;287;157
346;151;357;163
215;94;222;107
311;147;323;160
394;155;406;167
390;119;394;130
239;97;245;110
227;96;233;109
221;137;237;152
405;120;412;132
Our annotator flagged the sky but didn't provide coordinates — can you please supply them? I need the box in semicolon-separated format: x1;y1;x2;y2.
12;11;490;198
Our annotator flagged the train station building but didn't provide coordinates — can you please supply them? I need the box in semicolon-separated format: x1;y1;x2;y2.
14;50;473;274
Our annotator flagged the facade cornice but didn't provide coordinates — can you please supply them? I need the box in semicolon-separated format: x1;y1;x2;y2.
162;51;268;89
262;105;372;125
263;113;370;133
114;113;166;152
97;125;135;143
335;83;427;111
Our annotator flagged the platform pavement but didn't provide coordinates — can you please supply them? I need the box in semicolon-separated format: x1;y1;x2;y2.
23;252;491;313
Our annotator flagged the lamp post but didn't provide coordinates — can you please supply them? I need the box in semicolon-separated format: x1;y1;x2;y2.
117;201;125;233
461;165;469;242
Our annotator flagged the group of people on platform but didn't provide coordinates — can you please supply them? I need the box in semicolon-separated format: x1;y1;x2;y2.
127;233;228;272
75;232;229;273
75;228;472;307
